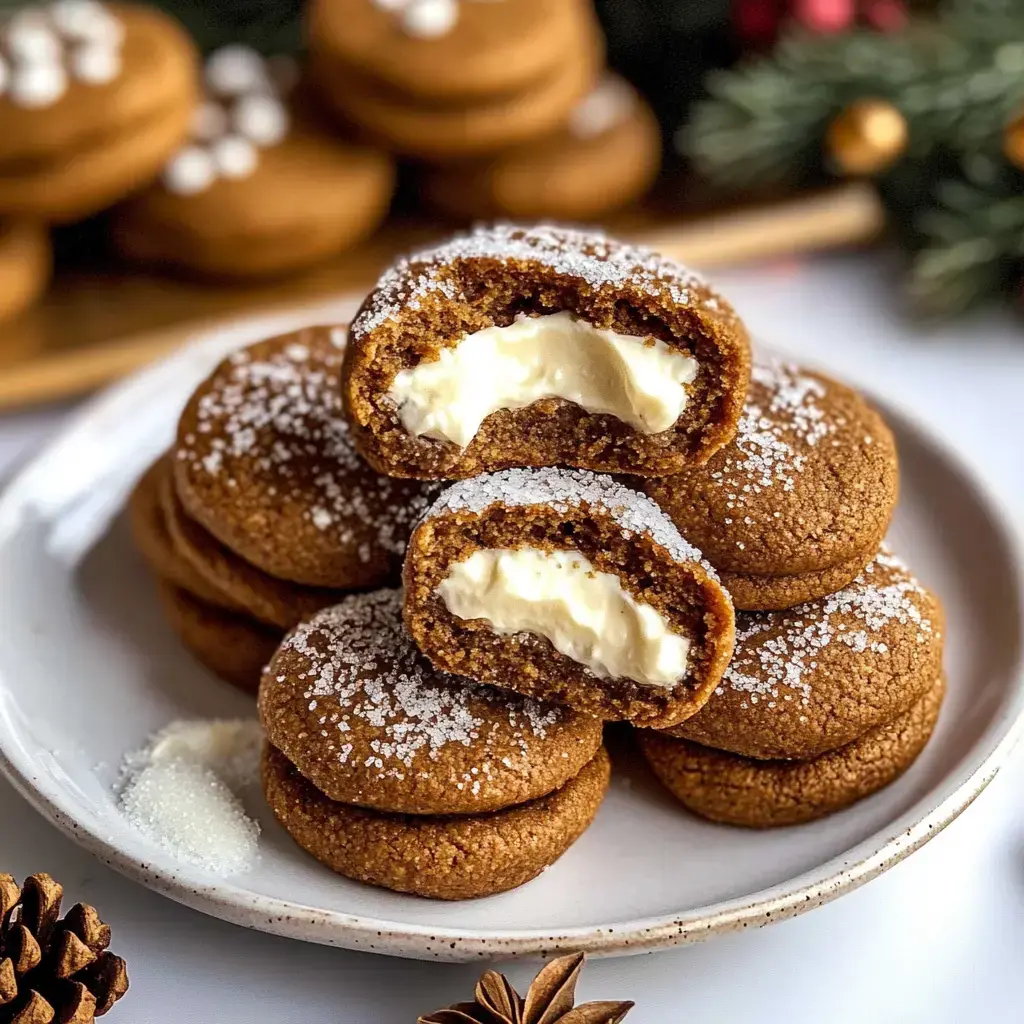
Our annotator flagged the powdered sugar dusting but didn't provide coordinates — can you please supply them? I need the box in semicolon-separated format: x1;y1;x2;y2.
429;466;715;573
352;223;727;337
176;328;441;561
723;549;937;709
274;589;563;784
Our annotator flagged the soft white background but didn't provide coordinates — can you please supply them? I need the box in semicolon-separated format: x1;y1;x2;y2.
1;253;1022;1022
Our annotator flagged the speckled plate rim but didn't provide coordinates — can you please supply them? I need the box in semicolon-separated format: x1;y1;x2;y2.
0;306;1022;962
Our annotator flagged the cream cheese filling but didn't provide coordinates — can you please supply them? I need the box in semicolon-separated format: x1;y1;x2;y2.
436;547;690;688
389;310;698;448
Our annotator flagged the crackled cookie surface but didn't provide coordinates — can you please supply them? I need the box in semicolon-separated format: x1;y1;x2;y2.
344;224;750;479
259;589;603;815
643;362;898;610
404;467;735;728
0;2;199;221
640;673;945;827
174;326;442;590
263;743;610;900
662;550;944;760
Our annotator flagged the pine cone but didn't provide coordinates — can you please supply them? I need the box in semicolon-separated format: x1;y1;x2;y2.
0;874;129;1024
420;952;633;1024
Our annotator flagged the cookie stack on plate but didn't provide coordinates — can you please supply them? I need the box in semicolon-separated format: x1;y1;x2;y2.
129;222;946;901
128;325;441;692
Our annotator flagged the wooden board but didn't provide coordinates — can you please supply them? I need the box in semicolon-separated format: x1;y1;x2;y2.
0;183;883;411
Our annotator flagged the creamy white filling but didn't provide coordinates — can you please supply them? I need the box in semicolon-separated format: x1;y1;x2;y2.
389;310;698;448
436;547;690;688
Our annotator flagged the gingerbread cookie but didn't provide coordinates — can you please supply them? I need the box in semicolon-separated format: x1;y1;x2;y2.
639;673;945;827
262;743;610;900
662;550;944;760
174;325;443;590
158;581;282;695
314;35;601;161
344;223;750;479
308;0;600;103
160;467;343;630
424;76;661;221
128;454;244;610
643;362;898;610
111;47;395;279
0;221;50;322
404;468;735;729
0;2;198;222
259;589;603;815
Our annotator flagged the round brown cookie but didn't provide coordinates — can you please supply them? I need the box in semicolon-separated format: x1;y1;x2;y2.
160;467;343;630
423;76;662;222
717;551;873;613
345;223;749;479
0;3;199;222
262;742;610;900
128;454;245;610
639;673;945;828
308;0;600;103
111;49;395;280
404;469;735;729
0;221;50;322
662;549;944;760
157;581;282;695
259;588;604;815
642;362;898;610
174;325;443;589
314;34;601;161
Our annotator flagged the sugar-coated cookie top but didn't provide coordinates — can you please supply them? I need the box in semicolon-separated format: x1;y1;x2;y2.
723;550;939;709
426;466;714;572
352;222;734;337
176;327;440;564
260;588;605;812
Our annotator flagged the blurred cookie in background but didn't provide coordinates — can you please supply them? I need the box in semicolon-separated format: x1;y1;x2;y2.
0;221;50;323
0;1;199;222
309;0;604;160
422;75;661;220
110;46;395;280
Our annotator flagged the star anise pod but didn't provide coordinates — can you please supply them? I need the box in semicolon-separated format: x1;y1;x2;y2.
419;952;633;1024
0;874;129;1023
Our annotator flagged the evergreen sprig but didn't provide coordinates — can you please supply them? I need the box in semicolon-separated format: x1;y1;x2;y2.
684;0;1024;315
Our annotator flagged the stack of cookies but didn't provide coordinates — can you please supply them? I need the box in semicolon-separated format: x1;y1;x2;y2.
309;0;661;220
130;222;945;900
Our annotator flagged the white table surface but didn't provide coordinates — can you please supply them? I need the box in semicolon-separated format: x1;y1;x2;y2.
1;253;1022;1023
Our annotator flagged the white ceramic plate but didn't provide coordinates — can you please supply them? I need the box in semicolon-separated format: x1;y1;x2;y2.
0;304;1022;963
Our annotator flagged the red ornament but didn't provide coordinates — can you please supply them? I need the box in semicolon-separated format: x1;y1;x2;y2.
733;0;907;47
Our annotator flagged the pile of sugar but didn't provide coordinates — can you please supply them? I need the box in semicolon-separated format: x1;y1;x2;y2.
118;719;263;876
428;466;714;572
276;589;562;791
722;550;936;712
352;222;724;337
177;327;440;562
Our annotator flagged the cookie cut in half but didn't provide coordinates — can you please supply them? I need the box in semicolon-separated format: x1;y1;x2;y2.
173;325;442;589
259;589;603;815
344;223;750;479
639;673;945;827
661;550;944;760
262;743;610;900
403;468;736;729
643;362;898;610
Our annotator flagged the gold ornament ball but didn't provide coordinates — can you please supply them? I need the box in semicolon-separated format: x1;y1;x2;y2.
1003;113;1024;169
826;99;908;176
